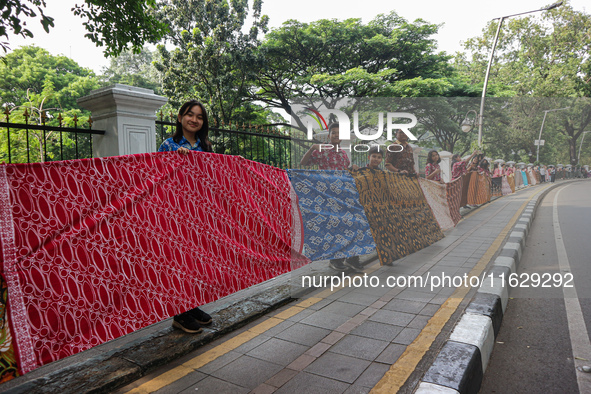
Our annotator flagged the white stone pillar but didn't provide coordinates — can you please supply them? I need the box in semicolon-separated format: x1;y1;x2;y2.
411;144;423;175
439;150;452;183
77;84;167;158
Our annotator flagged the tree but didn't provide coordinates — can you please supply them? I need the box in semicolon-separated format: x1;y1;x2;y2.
155;0;269;126
0;0;168;56
253;12;454;129
0;45;100;162
100;46;162;94
457;3;591;164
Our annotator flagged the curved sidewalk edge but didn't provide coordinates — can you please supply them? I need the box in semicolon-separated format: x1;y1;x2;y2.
415;180;580;394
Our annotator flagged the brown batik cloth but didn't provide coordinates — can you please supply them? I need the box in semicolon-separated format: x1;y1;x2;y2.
351;168;444;266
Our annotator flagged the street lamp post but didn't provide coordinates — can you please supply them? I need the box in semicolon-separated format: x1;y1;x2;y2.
536;107;570;162
478;1;564;147
578;131;591;163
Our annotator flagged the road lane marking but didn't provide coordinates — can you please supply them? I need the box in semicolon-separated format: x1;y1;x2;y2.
553;184;591;391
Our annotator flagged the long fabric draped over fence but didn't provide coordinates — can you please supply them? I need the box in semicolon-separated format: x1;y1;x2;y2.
0;153;503;378
351;169;444;266
0;152;300;374
287;170;376;261
418;177;462;231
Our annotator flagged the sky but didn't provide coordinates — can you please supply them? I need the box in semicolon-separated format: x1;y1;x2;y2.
5;0;589;74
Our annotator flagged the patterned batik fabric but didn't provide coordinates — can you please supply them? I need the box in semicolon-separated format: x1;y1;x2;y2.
501;176;512;195
446;177;463;226
507;174;516;193
287;170;376;261
418;178;463;231
460;173;471;207
467;172;492;205
351;168;444;266
0;152;300;374
308;147;350;170
419;178;454;231
0;276;19;383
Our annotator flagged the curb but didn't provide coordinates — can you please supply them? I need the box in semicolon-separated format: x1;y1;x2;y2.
415;181;577;394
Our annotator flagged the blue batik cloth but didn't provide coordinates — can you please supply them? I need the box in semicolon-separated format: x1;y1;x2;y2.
287;169;376;261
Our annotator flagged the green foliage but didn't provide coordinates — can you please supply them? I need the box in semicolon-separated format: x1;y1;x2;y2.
0;45;100;163
457;3;591;164
0;0;54;53
255;12;454;123
0;1;167;56
100;46;162;93
155;0;269;127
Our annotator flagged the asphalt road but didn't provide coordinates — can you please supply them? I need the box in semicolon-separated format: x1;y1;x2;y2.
480;180;591;394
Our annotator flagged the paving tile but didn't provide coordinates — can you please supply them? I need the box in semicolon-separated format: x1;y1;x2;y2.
376;343;406;364
287;354;316;371
330;335;389;361
211;355;284;389
354;362;391;388
274;323;331;347
300;310;351;330
264;319;296;337
179;376;249;394
233;334;272;354
196;350;242;374
304;352;371;384
251;383;277;394
344;385;371;394
306;342;331;358
153;370;207;394
286;307;316;322
337;291;381;306
382;299;426;314
392;327;421;345
265;368;298;388
368;309;415;326
407;314;431;330
275;372;349;394
247;337;308;366
321;331;346;345
350;321;403;342
318;301;366;317
396;289;435;302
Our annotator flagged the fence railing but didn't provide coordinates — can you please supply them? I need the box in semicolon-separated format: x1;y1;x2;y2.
0;108;105;164
156;114;314;170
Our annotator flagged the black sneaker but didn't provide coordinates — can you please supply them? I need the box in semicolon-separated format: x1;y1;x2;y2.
189;307;212;325
344;258;364;272
329;260;347;271
172;313;203;333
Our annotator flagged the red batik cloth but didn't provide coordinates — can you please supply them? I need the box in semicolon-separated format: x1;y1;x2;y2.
0;152;301;374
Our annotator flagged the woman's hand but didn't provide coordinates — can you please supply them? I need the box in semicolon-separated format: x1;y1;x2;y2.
177;147;191;155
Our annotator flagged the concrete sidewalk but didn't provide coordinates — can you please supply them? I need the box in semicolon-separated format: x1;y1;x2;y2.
1;181;569;394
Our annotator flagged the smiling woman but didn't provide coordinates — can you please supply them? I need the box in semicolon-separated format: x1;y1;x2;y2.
158;100;213;154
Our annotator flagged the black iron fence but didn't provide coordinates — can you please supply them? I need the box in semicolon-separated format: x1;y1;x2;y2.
156;113;313;170
0;108;105;164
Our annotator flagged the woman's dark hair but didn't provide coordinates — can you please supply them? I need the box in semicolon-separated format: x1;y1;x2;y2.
493;163;499;170
479;158;489;170
427;150;441;164
452;154;461;161
172;100;213;152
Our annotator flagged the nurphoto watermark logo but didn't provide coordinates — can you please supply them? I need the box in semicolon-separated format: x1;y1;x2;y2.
296;101;418;153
